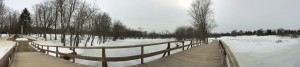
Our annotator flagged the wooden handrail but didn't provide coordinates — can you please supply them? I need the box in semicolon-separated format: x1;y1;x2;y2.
219;40;240;67
31;40;192;49
0;43;17;67
30;40;201;67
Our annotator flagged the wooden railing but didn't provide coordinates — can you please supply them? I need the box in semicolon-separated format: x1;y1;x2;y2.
219;40;240;67
30;40;202;67
0;43;17;67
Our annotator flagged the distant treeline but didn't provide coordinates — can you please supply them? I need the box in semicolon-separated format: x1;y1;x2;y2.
173;28;300;41
217;28;300;38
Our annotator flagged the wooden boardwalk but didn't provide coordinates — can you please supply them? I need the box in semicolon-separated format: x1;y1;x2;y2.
2;38;238;67
132;42;223;67
11;52;87;67
11;40;88;67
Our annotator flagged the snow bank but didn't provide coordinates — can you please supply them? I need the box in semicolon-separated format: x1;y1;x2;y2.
0;35;17;58
220;36;300;67
0;42;15;58
16;38;28;41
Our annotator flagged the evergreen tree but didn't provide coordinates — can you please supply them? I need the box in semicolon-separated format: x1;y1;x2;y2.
19;8;31;35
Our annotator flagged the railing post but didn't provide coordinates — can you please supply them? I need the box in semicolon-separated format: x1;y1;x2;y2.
37;45;40;50
167;42;170;56
141;46;144;64
102;48;107;67
41;46;45;53
190;40;193;48
72;47;75;63
47;46;49;55
56;47;58;57
161;42;170;58
33;43;35;47
182;41;185;51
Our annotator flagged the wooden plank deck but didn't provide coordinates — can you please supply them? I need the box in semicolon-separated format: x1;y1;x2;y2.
11;39;88;67
132;42;223;67
11;52;88;67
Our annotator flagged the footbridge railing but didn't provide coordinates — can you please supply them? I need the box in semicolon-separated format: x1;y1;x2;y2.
30;40;202;67
219;40;240;67
0;43;17;67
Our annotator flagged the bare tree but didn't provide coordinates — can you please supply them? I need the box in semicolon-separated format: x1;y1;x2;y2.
7;10;19;36
231;30;238;37
32;4;43;37
52;0;60;40
57;0;67;45
73;1;96;47
189;0;216;44
99;13;111;43
0;0;7;37
112;20;126;41
89;13;102;46
174;26;195;40
33;1;56;41
175;26;187;40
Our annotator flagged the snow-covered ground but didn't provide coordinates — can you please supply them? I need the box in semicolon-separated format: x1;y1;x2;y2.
32;38;191;67
16;38;28;41
75;39;192;67
25;34;192;67
0;34;17;59
220;36;300;67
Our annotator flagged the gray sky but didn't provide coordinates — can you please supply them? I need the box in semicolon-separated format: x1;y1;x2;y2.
4;0;300;33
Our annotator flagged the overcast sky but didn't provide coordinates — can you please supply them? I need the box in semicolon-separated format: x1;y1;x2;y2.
4;0;300;33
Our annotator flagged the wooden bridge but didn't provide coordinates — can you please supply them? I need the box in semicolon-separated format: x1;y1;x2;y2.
0;38;239;67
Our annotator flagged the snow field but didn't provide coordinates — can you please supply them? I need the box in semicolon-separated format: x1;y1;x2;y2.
220;36;300;67
19;34;300;67
26;34;193;67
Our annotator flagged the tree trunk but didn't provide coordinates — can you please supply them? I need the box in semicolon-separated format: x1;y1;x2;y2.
90;35;95;46
85;34;91;47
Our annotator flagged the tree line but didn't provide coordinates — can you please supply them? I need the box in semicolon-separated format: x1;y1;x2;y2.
217;28;300;38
